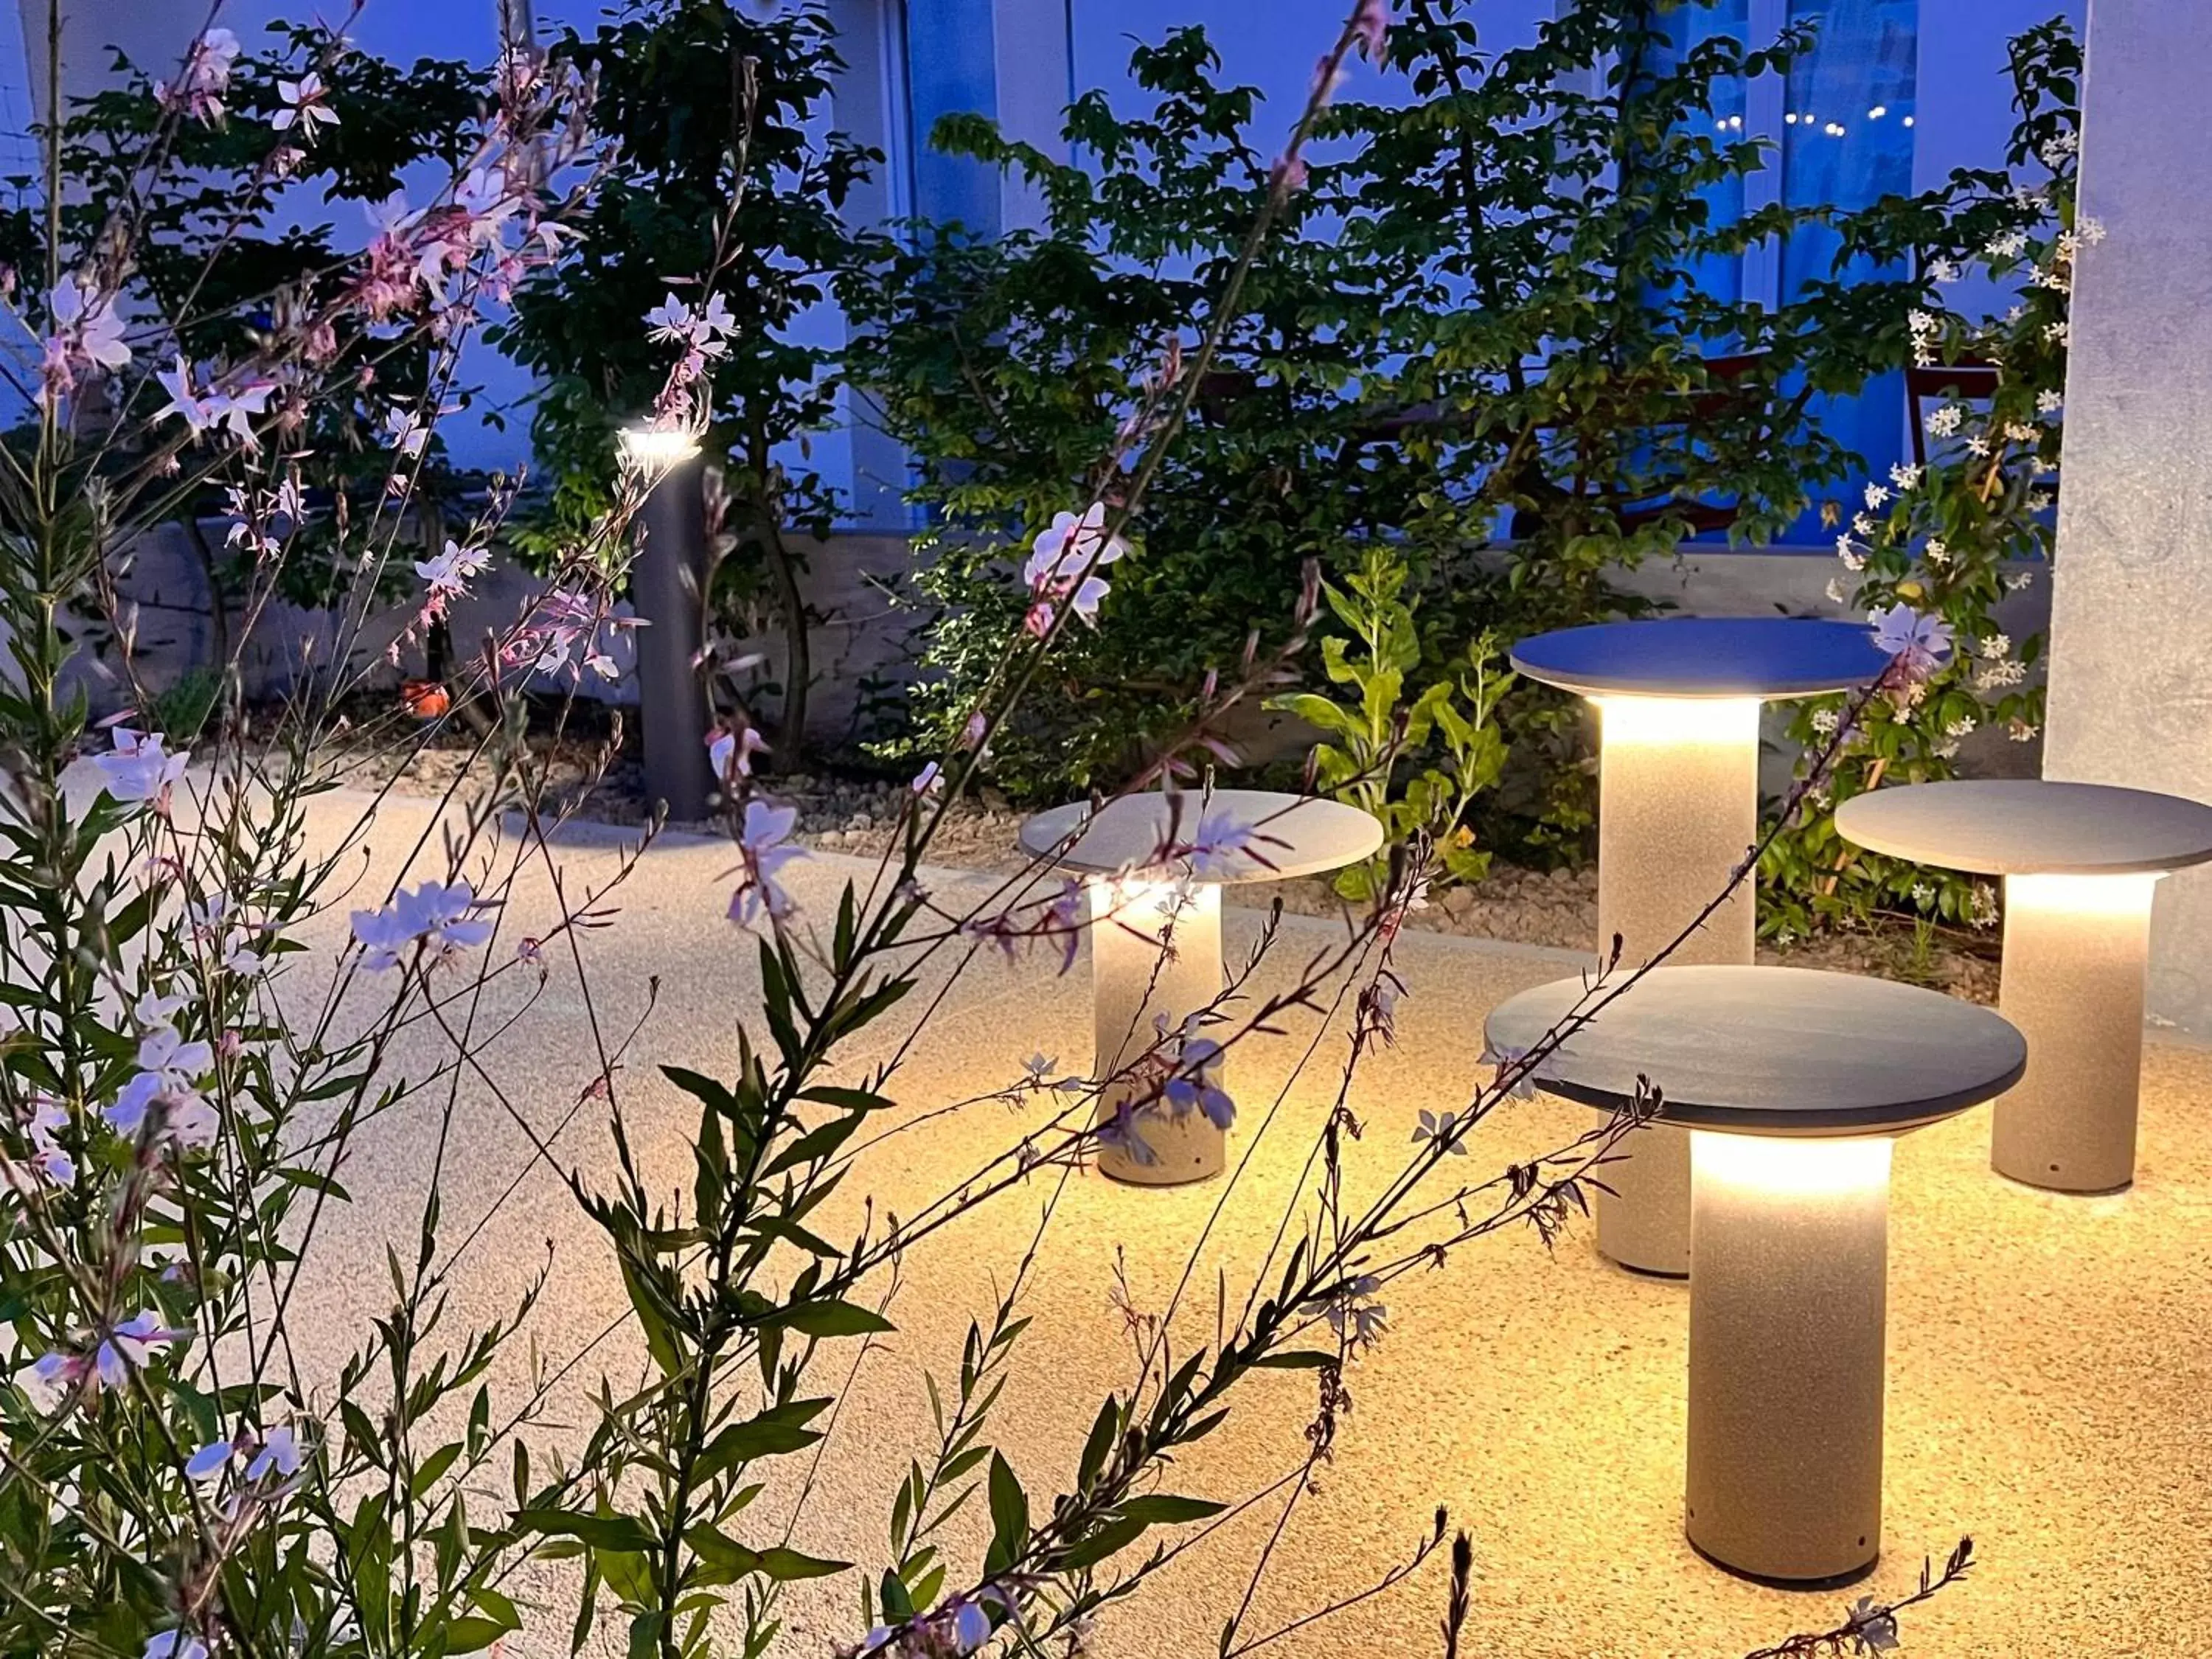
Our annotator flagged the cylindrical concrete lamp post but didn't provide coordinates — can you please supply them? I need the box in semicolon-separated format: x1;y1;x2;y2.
1508;618;1893;1276
1835;779;2212;1192
1486;965;2025;1584
1018;789;1382;1187
619;427;714;823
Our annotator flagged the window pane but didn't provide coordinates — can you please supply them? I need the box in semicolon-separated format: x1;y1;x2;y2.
906;0;1001;236
1654;0;1751;309
1781;0;1917;293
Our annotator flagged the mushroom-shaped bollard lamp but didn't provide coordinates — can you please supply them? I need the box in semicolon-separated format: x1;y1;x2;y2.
1835;779;2212;1193
1485;965;2024;1585
1019;789;1382;1186
1509;618;1893;1276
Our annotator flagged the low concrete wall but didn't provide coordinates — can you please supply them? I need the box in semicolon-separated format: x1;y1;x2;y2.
97;530;2052;774
99;526;925;745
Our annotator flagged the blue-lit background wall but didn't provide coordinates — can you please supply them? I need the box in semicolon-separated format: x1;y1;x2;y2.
0;0;2084;537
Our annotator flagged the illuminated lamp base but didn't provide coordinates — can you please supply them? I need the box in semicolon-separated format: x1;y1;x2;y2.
1592;696;1761;1277
1994;872;2156;1193
1090;880;1226;1187
1686;1131;1890;1585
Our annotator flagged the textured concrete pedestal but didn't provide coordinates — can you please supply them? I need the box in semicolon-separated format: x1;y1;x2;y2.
1995;874;2154;1192
622;434;712;821
1593;696;1759;1276
1512;619;1891;1277
1089;879;1226;1186
1688;1131;1889;1583
1020;788;1383;1189
2045;0;2212;1042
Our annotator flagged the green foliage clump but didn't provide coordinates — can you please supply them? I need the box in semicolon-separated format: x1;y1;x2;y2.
1270;546;1509;900
842;0;1933;849
1759;21;2081;941
495;0;876;749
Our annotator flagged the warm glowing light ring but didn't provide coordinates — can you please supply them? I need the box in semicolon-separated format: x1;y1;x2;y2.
1692;1130;1892;1200
616;425;703;469
1594;695;1763;747
2006;870;2163;919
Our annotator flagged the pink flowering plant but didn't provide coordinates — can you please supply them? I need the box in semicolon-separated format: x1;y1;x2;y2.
0;13;681;1655
0;6;1976;1659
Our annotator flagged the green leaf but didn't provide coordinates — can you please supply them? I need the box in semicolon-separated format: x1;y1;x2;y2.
695;1397;834;1483
984;1450;1029;1574
686;1526;849;1584
766;1298;896;1338
518;1510;656;1554
1117;1494;1226;1525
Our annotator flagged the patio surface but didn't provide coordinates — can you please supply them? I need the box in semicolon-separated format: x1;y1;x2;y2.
274;788;2212;1658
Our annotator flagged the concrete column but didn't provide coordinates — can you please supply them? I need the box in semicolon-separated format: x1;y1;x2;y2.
2042;1;2212;1037
1993;872;2155;1192
1687;1130;1890;1585
1589;695;1761;1279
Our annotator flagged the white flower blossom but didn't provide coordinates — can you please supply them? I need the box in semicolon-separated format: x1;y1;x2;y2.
728;801;806;931
274;72;339;139
94;728;189;807
414;539;490;600
350;881;494;972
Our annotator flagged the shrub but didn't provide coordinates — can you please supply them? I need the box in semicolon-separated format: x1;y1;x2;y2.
1759;21;2081;941
496;0;876;759
842;0;1930;854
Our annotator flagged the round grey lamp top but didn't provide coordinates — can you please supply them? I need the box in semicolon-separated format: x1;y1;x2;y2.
1019;788;1384;885
1834;779;2212;877
1509;617;1892;700
1482;965;2025;1137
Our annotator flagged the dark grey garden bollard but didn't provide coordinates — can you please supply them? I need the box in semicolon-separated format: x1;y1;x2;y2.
624;431;713;823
